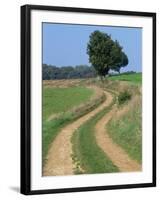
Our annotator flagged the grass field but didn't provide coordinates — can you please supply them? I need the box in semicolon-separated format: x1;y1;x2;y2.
43;87;94;120
71;93;119;174
108;73;142;84
107;97;142;163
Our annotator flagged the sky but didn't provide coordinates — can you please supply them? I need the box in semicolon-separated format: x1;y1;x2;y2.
43;23;142;72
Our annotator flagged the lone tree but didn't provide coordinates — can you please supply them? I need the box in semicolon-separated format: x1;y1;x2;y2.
87;30;128;79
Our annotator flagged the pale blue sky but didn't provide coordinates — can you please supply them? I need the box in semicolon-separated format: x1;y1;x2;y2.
43;23;142;72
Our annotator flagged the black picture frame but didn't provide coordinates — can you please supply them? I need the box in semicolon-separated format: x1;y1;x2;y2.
21;4;156;195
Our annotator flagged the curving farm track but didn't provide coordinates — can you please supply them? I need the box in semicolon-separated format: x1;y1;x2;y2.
43;87;141;176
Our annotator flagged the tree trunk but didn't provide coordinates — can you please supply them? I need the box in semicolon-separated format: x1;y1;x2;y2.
100;76;104;82
98;75;105;83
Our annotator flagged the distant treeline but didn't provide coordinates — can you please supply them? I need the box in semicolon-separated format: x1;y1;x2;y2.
42;64;137;80
43;64;96;80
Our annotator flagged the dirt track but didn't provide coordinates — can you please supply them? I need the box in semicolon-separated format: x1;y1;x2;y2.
43;87;112;176
43;87;141;176
95;105;141;172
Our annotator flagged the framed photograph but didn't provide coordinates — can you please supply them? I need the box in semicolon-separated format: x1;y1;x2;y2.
21;4;156;195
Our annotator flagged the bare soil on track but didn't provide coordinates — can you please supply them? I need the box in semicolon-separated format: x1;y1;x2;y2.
43;87;112;176
95;104;141;172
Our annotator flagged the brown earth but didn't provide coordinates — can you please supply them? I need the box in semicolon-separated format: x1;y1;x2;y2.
43;79;85;88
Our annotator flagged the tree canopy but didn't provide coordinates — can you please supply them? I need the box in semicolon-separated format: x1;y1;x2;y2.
87;30;129;78
113;51;129;74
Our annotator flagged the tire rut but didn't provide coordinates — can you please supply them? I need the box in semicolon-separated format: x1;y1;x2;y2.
95;94;141;172
43;88;112;176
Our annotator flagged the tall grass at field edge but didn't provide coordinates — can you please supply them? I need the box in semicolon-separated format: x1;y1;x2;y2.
106;95;142;163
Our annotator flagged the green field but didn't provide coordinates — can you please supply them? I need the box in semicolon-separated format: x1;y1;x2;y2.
108;73;142;84
43;87;94;120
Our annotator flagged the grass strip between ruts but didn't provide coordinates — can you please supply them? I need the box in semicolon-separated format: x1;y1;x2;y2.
71;90;119;174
